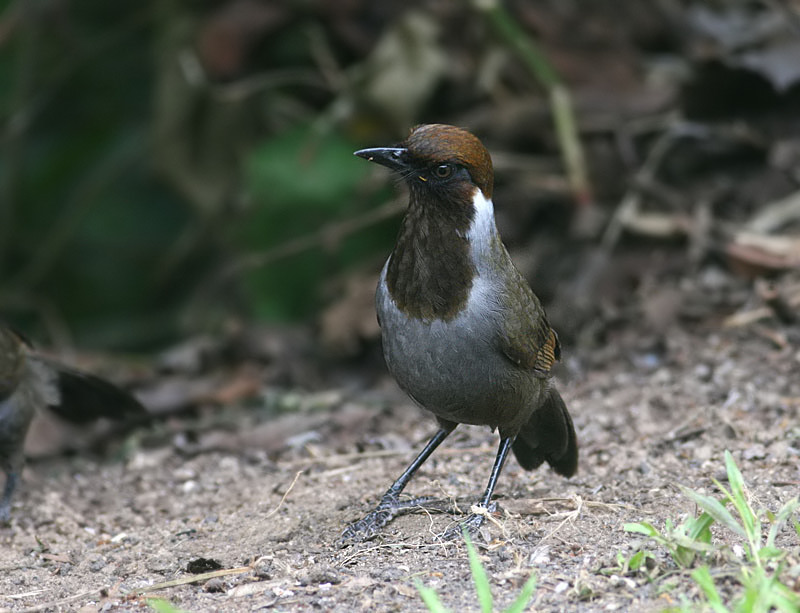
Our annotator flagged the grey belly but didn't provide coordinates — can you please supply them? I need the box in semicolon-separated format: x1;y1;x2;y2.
377;295;541;431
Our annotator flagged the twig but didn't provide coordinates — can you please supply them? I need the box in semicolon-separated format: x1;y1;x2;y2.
724;285;800;327
603;122;730;251
131;566;253;595
752;324;789;349
502;496;636;515
745;189;800;233
538;495;583;543
0;589;48;600
0;588;105;613
471;503;508;537
756;279;798;324
335;539;450;566
228;197;403;275
265;470;303;518
601;129;681;250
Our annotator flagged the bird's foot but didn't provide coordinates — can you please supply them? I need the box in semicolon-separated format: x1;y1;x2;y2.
439;502;497;541
340;495;435;544
0;503;10;524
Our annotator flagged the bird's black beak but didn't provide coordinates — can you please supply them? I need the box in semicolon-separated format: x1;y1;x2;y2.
354;147;409;172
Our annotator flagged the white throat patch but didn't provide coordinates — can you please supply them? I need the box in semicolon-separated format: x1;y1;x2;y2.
466;188;495;242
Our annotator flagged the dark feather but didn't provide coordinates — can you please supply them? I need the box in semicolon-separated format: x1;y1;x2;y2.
512;387;578;477
48;366;146;423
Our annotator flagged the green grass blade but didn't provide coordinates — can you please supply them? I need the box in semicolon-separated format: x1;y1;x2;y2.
505;572;538;613
766;497;799;549
679;486;746;538
414;580;451;613
463;530;493;613
623;522;661;538
772;582;800;613
690;567;729;613
723;451;760;546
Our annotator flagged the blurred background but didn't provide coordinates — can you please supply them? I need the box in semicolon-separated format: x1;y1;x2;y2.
1;0;799;361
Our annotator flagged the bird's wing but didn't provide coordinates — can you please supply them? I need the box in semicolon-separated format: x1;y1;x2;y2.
497;270;560;377
35;359;147;423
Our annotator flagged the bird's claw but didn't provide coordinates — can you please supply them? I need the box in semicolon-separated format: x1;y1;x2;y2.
339;495;436;544
339;508;396;543
439;502;497;541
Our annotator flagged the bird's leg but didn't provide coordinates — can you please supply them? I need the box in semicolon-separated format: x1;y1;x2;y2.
340;425;454;542
0;472;19;523
441;436;514;540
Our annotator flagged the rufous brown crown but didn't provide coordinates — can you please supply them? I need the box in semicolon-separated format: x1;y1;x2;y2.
404;124;494;199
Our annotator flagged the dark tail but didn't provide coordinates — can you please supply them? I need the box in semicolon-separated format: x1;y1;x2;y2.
512;387;577;477
48;365;147;423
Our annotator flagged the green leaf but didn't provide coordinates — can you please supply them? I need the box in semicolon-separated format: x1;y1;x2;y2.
505;572;538;613
463;530;493;613
414;580;451;613
147;599;188;613
246;125;370;212
628;550;646;571
756;546;785;560
671;547;694;569
623;522;661;538
686;512;714;544
239;123;394;321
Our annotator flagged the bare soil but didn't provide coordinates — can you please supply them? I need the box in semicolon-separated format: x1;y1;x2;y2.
1;297;799;612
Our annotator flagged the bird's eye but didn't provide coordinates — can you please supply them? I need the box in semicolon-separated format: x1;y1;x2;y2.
433;164;452;179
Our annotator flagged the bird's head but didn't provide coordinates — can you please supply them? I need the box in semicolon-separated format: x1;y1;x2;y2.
355;124;494;202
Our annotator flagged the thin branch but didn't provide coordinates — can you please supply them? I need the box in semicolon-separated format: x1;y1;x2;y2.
474;0;592;205
188;196;405;312
265;470;304;519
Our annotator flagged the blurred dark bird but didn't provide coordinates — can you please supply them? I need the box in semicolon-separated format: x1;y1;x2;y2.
342;124;577;541
0;326;146;521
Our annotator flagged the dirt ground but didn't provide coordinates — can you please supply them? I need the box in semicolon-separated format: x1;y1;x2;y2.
1;277;798;612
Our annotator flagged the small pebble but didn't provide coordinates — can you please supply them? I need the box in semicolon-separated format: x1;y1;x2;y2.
204;577;226;593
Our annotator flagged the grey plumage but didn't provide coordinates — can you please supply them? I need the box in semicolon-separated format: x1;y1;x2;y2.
342;124;577;542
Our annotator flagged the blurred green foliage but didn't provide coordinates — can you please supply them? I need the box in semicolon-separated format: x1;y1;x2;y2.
240;124;393;320
1;1;573;349
0;1;402;348
0;3;197;347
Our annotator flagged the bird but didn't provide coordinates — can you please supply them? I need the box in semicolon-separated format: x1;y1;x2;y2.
341;124;577;541
0;326;146;522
